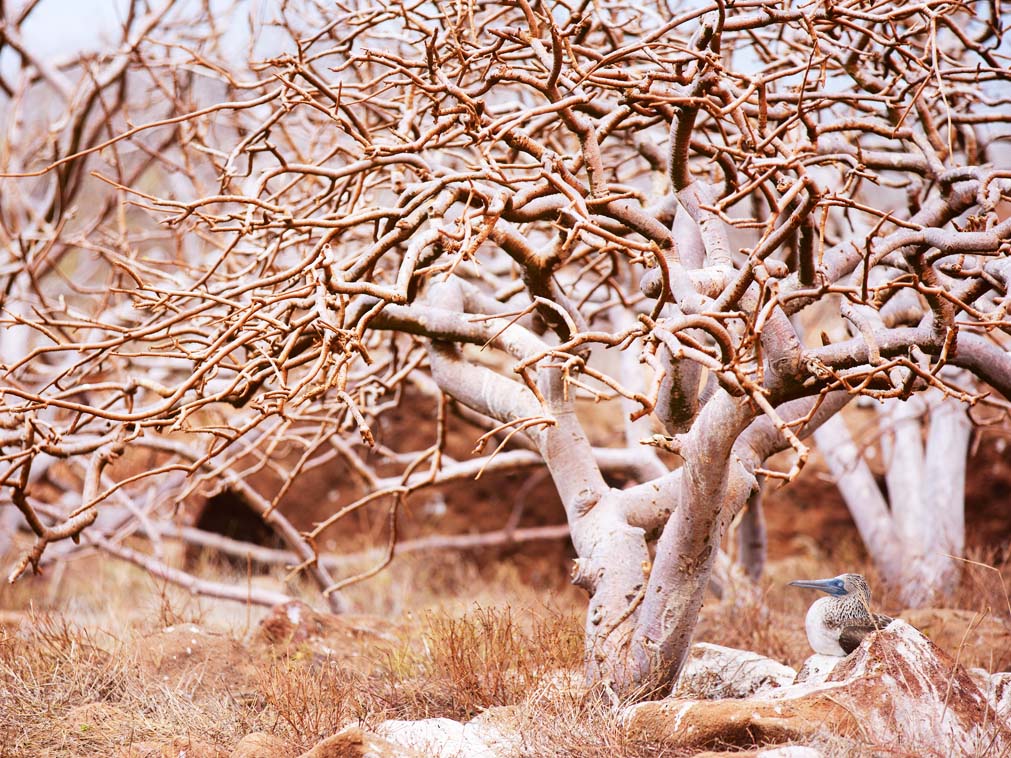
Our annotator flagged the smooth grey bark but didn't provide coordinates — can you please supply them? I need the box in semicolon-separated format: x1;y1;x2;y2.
923;394;971;597
814;392;972;605
654;202;708;434
626;391;757;695
814;413;905;582
737;484;767;582
880;397;931;586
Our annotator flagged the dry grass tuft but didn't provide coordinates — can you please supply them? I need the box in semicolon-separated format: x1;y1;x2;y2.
695;588;811;671
950;545;1011;621
0;608;273;756
376;604;584;720
257;659;371;750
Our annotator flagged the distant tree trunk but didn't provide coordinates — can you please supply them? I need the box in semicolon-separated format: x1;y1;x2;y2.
737;484;767;583
814;414;905;580
922;396;972;596
814;390;972;606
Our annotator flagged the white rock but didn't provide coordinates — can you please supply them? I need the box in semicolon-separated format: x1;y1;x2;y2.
376;719;501;758
674;642;797;699
466;709;525;755
776;621;1005;752
793;653;842;685
969;668;1011;727
756;748;824;758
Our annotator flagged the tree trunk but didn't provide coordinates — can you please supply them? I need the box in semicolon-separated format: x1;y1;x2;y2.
623;392;756;697
814;394;971;606
814;414;904;585
920;392;971;600
737;484;767;582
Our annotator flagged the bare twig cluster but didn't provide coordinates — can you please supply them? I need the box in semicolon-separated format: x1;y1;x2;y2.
1;0;1009;693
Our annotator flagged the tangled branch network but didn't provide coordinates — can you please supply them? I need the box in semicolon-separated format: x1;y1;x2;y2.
0;0;1009;621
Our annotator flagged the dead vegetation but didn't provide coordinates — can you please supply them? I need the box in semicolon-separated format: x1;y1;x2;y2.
2;422;1009;757
1;530;1009;757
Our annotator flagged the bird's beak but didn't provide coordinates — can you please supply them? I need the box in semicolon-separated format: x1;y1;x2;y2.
789;578;845;595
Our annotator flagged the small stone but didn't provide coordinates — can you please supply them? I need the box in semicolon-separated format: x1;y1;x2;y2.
231;732;297;758
297;726;424;758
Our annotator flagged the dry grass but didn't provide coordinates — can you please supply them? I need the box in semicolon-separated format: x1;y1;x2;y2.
257;660;371;750
0;609;273;757
375;604;584;720
0;548;593;755
0;528;1009;757
951;545;1011;620
0;602;675;756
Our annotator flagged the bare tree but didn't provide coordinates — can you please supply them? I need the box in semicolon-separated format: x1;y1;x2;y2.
2;0;1010;698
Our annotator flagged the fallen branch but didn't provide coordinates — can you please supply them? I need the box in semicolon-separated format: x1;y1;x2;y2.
152;521;571;569
85;533;295;608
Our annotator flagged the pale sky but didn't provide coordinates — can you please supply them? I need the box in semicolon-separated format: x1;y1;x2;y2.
7;0;128;53
0;1;277;84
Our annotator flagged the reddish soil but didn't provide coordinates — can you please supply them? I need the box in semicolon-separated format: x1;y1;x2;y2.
763;463;864;559
964;432;1011;551
186;386;1011;583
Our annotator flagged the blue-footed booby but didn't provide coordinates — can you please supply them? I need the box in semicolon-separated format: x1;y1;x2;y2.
789;573;893;656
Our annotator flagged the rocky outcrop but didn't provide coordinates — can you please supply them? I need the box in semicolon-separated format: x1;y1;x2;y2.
375;714;519;758
674;642;797;699
626;691;854;750
297;709;526;758
625;621;1010;755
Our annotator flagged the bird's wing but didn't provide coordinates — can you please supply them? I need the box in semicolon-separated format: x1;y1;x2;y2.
872;613;894;629
838;624;875;655
838;615;893;654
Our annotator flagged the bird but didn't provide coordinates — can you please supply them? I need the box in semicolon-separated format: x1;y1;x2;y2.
789;573;893;656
